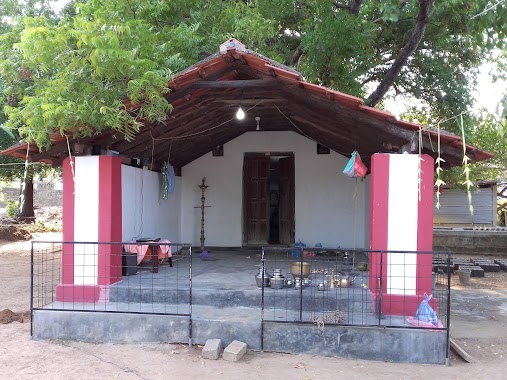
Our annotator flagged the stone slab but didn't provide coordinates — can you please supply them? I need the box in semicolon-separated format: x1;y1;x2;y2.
202;339;222;360
223;340;247;362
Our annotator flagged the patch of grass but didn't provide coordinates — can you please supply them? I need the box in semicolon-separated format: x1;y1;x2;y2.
5;200;18;219
24;221;62;233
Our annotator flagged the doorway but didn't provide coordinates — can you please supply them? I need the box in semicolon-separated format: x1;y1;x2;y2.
243;153;294;246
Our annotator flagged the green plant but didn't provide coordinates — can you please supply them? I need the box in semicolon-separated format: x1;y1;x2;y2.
5;199;17;218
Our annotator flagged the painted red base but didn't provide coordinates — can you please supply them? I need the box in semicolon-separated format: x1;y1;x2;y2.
98;244;123;285
55;284;107;303
371;292;439;316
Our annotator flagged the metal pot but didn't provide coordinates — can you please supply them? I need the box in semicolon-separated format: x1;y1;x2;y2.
290;261;311;278
255;267;270;288
338;274;356;288
294;277;304;289
270;269;285;289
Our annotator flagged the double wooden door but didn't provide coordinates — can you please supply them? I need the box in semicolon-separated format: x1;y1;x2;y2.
243;154;294;245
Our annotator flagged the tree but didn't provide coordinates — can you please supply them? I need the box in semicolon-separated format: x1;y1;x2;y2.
0;0;56;221
1;0;506;155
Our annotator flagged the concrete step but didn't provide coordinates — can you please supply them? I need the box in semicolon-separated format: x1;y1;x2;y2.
109;284;373;312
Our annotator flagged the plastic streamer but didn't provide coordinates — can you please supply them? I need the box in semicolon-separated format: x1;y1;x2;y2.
161;162;169;199
161;161;175;199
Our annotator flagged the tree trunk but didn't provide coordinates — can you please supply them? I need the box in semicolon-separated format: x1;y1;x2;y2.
366;0;435;107
350;0;363;16
17;165;35;223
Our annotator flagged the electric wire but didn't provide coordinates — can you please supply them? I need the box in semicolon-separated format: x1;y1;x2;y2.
150;101;265;141
0;162;50;166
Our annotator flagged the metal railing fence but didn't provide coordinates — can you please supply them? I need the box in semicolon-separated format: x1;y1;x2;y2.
260;247;451;355
31;241;192;335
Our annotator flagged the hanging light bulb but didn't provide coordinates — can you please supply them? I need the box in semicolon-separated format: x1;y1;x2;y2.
255;116;261;131
236;106;245;120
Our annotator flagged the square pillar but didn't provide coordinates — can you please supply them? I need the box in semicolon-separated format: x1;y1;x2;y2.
56;156;123;302
369;153;435;315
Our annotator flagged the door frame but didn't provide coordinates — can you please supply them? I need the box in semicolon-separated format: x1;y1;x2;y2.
242;152;295;247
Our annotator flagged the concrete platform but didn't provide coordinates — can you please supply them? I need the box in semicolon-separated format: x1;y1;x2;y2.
32;250;449;364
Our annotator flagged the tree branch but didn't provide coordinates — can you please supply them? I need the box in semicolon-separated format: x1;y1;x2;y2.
290;45;304;66
333;2;350;9
366;0;435;107
350;0;363;16
333;0;363;15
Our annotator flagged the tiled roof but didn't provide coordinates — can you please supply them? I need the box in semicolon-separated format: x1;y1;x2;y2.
2;38;493;169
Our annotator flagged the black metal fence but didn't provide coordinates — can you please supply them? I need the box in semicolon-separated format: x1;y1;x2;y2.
260;247;451;346
31;241;451;359
31;241;192;334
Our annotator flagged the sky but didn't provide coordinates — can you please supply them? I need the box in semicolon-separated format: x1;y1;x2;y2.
475;64;506;115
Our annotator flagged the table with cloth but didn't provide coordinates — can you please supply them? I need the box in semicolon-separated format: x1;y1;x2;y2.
123;239;172;273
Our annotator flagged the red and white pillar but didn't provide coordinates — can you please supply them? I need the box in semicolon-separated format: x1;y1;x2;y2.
56;156;123;302
369;153;434;315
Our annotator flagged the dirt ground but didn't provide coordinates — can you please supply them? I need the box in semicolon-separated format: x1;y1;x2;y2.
0;234;506;380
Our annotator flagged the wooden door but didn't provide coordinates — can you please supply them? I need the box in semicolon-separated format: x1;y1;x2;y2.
278;156;294;245
244;156;270;245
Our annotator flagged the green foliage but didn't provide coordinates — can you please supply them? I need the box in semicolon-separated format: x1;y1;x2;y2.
6;199;18;218
0;0;505;161
441;111;507;186
0;1;59;185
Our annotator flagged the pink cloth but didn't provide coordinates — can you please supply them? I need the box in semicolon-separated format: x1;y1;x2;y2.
124;239;172;265
406;316;444;329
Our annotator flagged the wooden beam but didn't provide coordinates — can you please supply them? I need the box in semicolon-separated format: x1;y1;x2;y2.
280;85;467;163
213;98;287;104
191;79;277;88
169;127;247;168
129;109;238;160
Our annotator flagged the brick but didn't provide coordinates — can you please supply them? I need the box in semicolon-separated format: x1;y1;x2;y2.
223;340;247;362
471;259;500;272
202;339;223;360
494;260;507;271
458;265;484;277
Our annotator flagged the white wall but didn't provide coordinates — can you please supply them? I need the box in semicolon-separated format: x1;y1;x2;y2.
73;156;99;285
180;131;370;248
121;165;181;242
